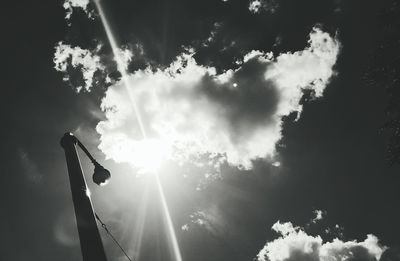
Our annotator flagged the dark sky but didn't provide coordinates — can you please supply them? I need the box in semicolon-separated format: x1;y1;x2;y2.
2;0;400;261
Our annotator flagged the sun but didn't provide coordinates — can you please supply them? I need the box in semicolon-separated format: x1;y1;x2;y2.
125;138;172;173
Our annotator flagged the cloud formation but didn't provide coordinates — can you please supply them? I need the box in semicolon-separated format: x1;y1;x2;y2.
311;209;326;224
53;42;104;92
257;221;385;261
63;0;92;22
249;0;279;14
96;27;340;169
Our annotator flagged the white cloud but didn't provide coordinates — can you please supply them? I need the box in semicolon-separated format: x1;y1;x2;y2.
116;47;133;71
96;27;340;170
53;42;104;92
181;224;189;231
63;0;92;22
272;161;281;167
312;209;326;223
249;0;279;14
257;221;386;261
249;0;262;13
202;22;223;47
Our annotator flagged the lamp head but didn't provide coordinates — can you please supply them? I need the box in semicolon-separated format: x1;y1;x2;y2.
93;163;111;186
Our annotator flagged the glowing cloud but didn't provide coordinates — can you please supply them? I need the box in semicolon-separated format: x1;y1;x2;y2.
257;221;385;261
96;27;340;169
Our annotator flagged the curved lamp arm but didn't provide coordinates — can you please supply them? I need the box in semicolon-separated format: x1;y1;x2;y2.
75;138;98;165
63;133;111;186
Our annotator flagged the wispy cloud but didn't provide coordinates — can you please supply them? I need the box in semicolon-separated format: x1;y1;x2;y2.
202;22;223;48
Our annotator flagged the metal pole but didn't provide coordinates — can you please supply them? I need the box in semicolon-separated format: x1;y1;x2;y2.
60;133;108;261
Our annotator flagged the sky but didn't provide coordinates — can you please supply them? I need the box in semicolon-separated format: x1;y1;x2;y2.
2;0;400;261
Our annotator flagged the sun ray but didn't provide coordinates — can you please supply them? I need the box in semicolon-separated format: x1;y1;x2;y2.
124;179;150;260
94;0;146;138
93;1;183;260
155;174;183;261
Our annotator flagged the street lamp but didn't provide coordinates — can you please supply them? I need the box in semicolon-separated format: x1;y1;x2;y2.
60;132;111;261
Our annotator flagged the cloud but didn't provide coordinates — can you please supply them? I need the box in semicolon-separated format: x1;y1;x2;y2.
53;42;144;92
180;210;218;232
202;22;223;47
311;209;326;224
63;0;93;22
116;47;133;71
257;221;386;261
53;42;104;92
96;26;340;170
249;0;279;14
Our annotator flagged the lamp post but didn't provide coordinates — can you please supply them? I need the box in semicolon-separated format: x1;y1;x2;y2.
60;132;111;261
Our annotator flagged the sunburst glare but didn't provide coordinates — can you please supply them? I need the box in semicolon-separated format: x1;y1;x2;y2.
121;138;172;173
94;1;184;261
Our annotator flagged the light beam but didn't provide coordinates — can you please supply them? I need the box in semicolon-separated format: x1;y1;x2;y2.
156;174;183;261
93;1;183;260
124;179;150;260
94;0;146;138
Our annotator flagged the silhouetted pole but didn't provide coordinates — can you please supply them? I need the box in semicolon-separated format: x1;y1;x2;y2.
60;133;108;261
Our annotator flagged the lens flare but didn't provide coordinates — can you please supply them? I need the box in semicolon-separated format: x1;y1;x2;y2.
94;1;183;260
